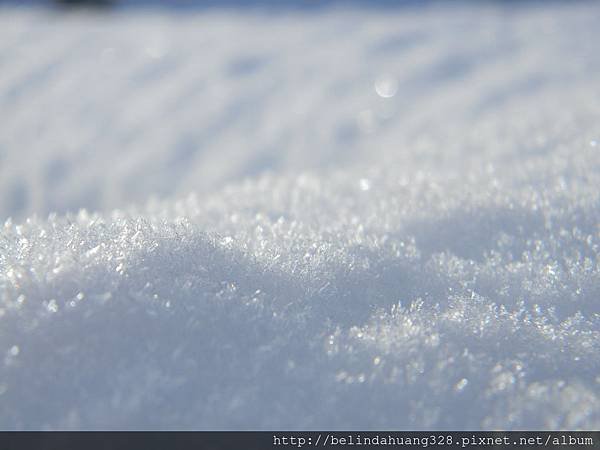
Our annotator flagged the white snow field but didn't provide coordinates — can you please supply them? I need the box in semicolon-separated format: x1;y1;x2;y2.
1;0;600;430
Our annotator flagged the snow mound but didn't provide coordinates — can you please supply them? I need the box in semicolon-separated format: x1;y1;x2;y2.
1;160;599;429
1;1;600;430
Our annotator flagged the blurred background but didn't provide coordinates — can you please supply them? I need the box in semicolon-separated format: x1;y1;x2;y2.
1;0;599;220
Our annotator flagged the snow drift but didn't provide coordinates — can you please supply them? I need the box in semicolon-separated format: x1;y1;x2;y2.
0;1;599;430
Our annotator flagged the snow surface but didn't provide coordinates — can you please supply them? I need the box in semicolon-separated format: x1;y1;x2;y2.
1;1;600;430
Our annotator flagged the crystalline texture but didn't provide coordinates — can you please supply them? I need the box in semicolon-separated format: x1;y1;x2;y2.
0;0;599;431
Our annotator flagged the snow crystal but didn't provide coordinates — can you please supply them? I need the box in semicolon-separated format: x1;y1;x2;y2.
0;0;599;431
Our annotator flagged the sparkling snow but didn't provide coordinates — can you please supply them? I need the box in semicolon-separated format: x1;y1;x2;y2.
0;0;599;430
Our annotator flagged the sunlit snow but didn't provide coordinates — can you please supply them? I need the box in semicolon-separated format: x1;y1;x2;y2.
0;0;599;430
